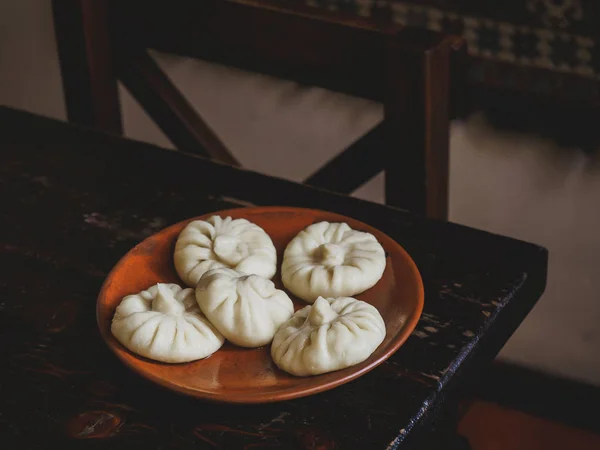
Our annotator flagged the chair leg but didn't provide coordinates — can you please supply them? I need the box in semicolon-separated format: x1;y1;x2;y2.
52;0;122;134
383;28;452;220
449;37;469;121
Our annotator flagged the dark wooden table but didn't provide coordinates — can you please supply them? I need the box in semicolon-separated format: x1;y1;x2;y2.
0;106;547;450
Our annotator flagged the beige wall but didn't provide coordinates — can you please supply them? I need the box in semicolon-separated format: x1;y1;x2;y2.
3;1;600;386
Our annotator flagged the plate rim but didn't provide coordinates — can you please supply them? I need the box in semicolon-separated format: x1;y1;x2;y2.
97;206;424;404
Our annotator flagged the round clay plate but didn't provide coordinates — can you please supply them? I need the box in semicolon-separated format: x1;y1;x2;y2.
97;206;423;404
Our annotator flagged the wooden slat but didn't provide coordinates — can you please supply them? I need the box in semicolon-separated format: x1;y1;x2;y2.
118;49;239;165
303;123;386;194
110;0;402;102
52;0;122;133
229;0;399;32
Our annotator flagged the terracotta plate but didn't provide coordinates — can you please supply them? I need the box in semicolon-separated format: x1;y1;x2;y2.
97;207;424;403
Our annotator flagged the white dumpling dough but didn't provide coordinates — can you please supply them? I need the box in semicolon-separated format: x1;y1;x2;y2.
281;221;386;302
174;215;277;287
111;283;224;363
196;268;295;348
271;296;386;376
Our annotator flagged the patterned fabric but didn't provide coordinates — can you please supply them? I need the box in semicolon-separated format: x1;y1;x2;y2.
296;0;600;104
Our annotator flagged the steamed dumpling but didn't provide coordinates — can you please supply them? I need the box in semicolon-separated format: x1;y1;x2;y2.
111;283;224;363
196;268;294;347
174;215;277;287
281;221;386;302
271;296;386;376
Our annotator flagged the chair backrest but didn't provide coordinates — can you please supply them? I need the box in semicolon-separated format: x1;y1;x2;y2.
52;0;466;219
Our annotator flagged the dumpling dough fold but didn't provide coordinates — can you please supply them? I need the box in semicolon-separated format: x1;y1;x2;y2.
111;283;224;363
196;268;294;348
174;215;277;287
271;296;386;376
281;221;386;302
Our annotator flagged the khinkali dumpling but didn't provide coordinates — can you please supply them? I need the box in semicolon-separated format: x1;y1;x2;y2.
111;283;224;363
174;215;277;287
281;221;386;302
271;296;386;376
196;268;295;348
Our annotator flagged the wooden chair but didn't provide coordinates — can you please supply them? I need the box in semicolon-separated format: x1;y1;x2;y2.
52;0;466;219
